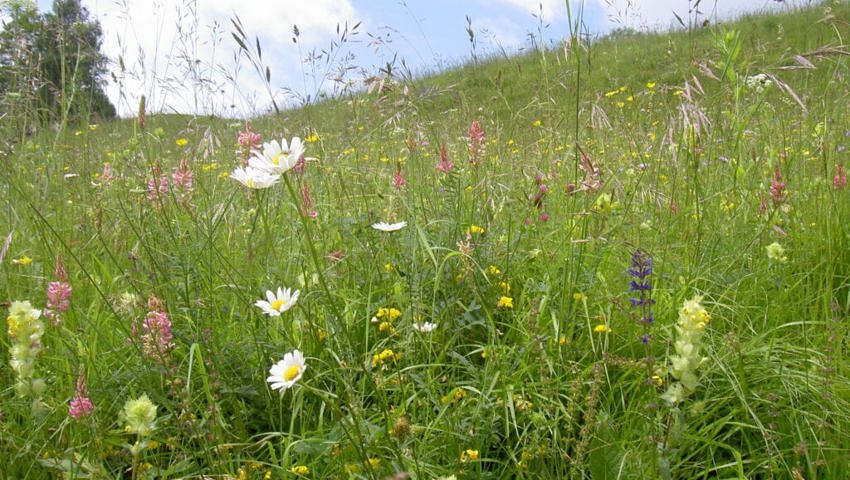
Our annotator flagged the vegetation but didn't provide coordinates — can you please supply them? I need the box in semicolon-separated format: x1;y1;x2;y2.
2;1;849;479
0;0;115;139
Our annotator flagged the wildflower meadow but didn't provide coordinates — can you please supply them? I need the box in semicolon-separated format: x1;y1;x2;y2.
2;1;850;479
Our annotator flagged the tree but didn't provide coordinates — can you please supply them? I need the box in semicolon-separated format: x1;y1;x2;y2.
0;0;115;133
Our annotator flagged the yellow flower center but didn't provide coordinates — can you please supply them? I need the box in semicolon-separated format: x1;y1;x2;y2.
271;299;287;311
246;178;255;188
284;365;301;381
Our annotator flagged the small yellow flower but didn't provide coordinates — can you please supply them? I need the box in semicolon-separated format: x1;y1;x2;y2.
593;324;611;333
646;82;656;89
376;307;401;321
468;224;485;235
175;138;189;146
497;296;514;309
378;321;395;333
460;449;479;463
532;119;542;127
651;375;663;386
366;458;381;469
11;256;32;266
316;329;328;342
289;465;310;475
88;124;98;131
372;349;399;368
573;292;586;302
558;335;568;346
498;281;511;294
766;242;787;263
487;265;501;275
305;133;319;143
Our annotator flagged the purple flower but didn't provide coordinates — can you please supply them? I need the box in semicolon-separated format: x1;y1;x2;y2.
629;250;654;345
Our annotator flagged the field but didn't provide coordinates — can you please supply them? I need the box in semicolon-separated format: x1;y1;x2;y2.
2;1;850;478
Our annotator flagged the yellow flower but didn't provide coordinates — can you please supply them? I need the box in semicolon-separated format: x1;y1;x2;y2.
558;335;568;345
441;386;467;404
366;458;381;469
289;465;310;475
175;138;189;146
372;349;399;368
487;265;501;275
651;375;663;386
460;449;479;463
497;296;514;309
593;324;611;333
532;119;542;127
646;82;656;89
573;292;586;302
766;242;787;263
498;281;511;294
376;307;401;321
468;224;485;235
305;133;319;143
378;321;395;334
11;256;32;266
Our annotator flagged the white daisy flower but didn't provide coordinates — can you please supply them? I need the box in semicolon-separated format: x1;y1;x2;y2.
413;321;437;333
230;166;280;189
267;349;306;390
255;287;300;316
371;221;407;232
249;137;305;175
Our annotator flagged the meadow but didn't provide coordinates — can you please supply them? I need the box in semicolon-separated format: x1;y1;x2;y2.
2;1;850;478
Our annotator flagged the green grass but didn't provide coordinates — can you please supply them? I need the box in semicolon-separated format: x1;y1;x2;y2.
2;1;850;479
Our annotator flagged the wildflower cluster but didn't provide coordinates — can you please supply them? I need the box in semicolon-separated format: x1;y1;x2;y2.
373;307;402;334
372;348;399;369
139;296;174;361
121;394;158;436
7;301;46;400
661;295;711;405
745;73;772;93
69;372;94;420
45;256;72;324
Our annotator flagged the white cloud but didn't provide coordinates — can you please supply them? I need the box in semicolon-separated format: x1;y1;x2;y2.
83;0;359;117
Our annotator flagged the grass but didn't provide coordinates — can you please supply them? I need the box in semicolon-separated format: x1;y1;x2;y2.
2;1;850;478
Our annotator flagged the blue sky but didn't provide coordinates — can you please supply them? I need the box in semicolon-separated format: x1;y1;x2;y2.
29;0;809;117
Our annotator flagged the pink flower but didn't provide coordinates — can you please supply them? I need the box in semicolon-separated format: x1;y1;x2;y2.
300;182;317;218
435;144;454;173
770;167;786;206
393;163;407;189
69;373;94;420
147;165;169;202
834;164;847;190
141;310;174;359
238;122;262;148
45;257;72;323
467;120;485;165
172;159;194;193
101;163;114;182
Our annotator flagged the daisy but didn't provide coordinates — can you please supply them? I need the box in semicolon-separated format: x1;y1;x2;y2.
230;166;280;189
372;221;407;232
255;287;300;316
413;321;437;333
267;350;306;390
249;137;305;175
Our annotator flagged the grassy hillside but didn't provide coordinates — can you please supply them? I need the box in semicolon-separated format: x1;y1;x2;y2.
2;1;850;479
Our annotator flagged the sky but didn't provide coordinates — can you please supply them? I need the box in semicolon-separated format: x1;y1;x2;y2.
21;0;817;117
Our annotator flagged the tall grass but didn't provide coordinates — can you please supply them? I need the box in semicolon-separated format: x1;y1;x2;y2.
2;1;850;479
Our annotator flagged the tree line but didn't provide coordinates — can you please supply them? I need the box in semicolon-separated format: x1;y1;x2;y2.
1;0;115;137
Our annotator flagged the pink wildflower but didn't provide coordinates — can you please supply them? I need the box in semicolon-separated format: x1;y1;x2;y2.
327;250;345;261
69;373;94;420
435;144;454;173
467;121;485;165
172;159;194;193
393;162;407;189
147;165;169;202
770;167;786;206
45;257;71;324
142;310;174;359
101;163;114;182
300;182;317;218
238;122;262;148
834;164;847;190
